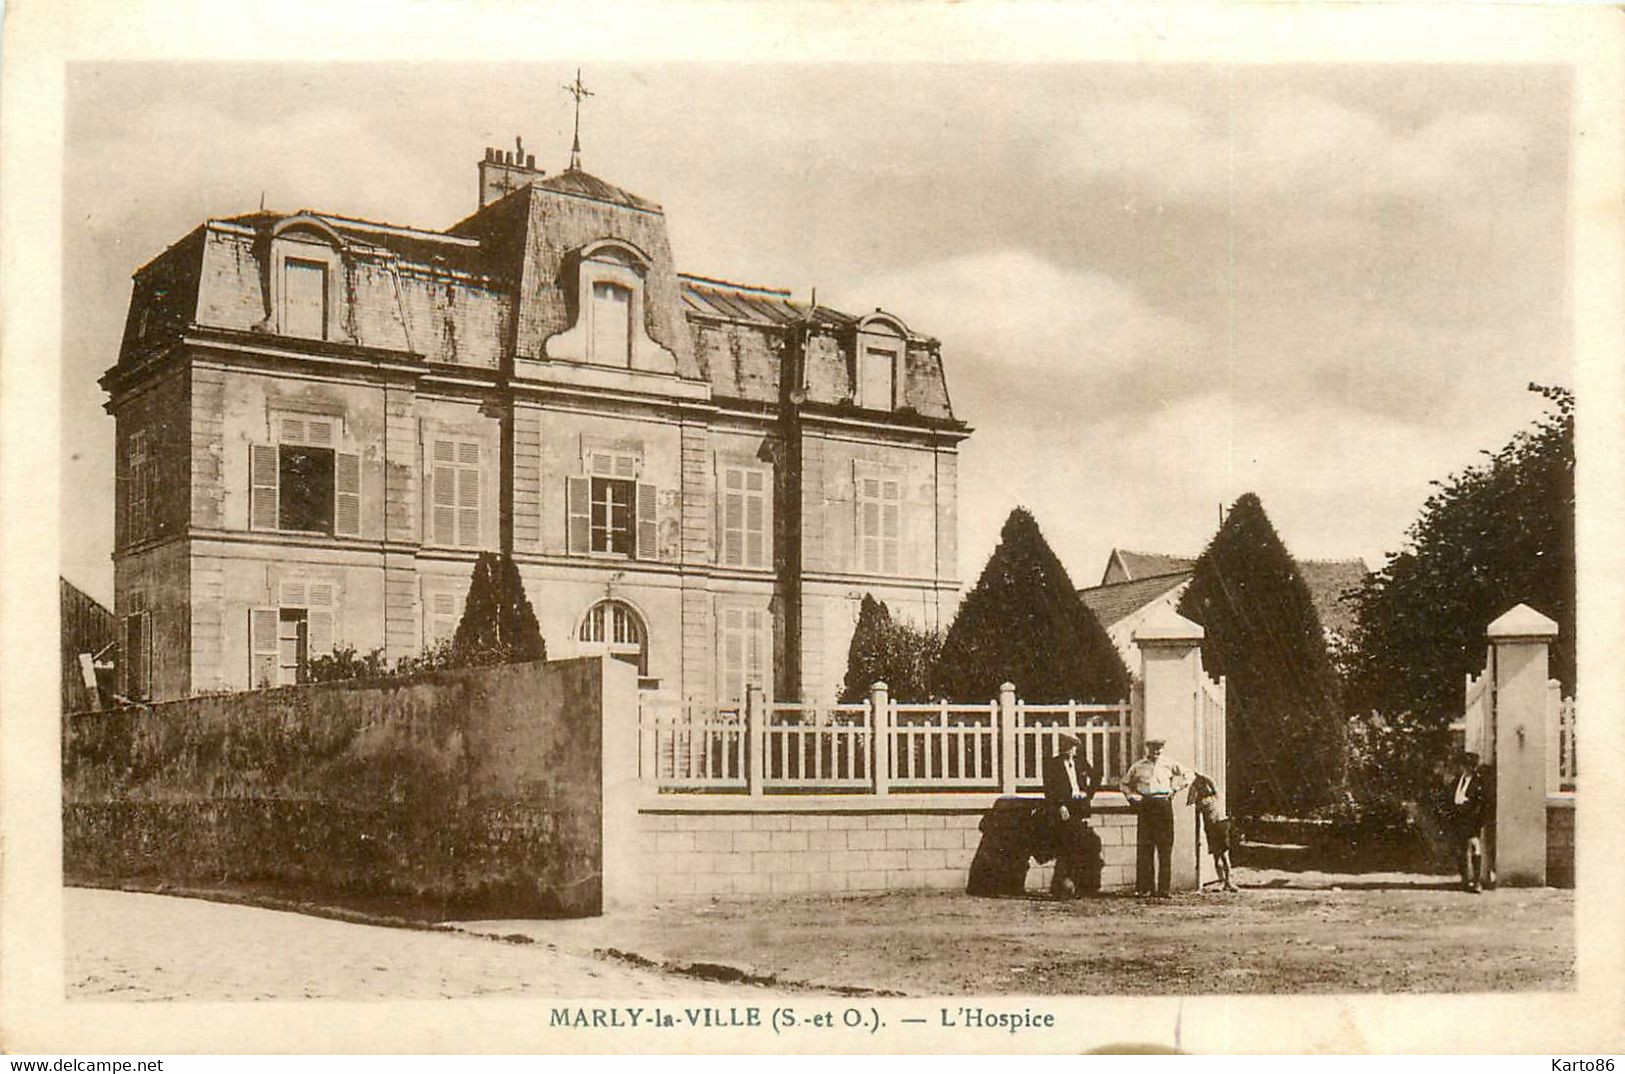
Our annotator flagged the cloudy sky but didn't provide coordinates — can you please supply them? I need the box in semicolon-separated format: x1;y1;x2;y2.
61;61;1570;604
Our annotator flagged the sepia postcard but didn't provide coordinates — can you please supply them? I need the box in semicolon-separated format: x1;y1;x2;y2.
2;0;1623;1057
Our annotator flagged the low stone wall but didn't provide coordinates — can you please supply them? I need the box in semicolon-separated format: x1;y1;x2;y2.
636;797;1142;898
64;657;619;917
1547;796;1575;888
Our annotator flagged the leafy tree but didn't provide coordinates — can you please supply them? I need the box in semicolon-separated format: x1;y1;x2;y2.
933;507;1129;703
451;552;547;666
840;595;943;703
1340;384;1574;802
1178;492;1346;817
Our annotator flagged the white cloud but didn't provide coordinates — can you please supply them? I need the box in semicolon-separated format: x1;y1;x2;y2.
1057;93;1532;208
842;249;1208;385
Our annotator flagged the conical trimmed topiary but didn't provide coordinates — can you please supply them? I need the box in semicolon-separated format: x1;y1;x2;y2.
933;507;1129;703
841;594;893;703
452;552;546;666
1177;492;1345;817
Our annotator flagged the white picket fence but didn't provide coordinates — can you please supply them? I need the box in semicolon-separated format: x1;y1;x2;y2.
639;684;1136;796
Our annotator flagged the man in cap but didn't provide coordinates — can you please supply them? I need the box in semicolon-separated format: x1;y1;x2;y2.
1042;733;1100;898
1120;738;1192;898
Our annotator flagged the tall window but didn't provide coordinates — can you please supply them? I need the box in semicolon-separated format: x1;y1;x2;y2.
282;258;328;340
425;587;466;645
857;475;901;574
126;429;152;543
589;280;632;367
567;452;656;558
718;605;765;706
859;346;896;411
249;415;359;536
591;477;636;554
250;580;335;687
429;438;482;547
578;599;647;674
720;466;767;568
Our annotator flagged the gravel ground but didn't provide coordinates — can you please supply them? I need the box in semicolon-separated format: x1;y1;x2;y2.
65;888;776;1001
463;869;1574;996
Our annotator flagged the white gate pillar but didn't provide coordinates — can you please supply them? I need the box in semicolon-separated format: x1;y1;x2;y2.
1132;605;1205;893
1486;603;1559;887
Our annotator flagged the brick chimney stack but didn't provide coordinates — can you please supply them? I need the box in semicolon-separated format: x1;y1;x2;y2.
478;137;545;207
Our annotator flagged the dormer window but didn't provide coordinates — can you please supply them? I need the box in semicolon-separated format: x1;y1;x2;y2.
854;313;907;412
282;259;329;340
590;280;633;367
859;345;896;411
544;238;678;374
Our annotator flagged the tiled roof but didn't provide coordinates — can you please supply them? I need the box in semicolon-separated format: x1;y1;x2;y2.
1079;572;1190;628
1297;558;1369;637
1082;553;1370;637
679;274;857;330
534;168;663;213
1111;549;1197;583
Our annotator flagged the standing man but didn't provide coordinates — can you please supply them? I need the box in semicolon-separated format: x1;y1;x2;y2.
1120;738;1191;898
1449;751;1495;893
1042;733;1100;898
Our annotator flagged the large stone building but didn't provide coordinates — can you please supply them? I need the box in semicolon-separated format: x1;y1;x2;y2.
104;145;970;704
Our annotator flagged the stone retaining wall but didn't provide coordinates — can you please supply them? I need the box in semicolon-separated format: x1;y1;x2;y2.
636;799;1142;898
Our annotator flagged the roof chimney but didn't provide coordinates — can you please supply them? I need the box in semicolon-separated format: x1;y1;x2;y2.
477;137;546;208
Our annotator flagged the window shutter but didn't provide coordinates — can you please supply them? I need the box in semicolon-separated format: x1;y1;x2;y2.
305;418;335;447
457;467;481;547
249;608;278;688
746;608;764;692
334;453;361;536
307;610;334;657
882;502;900;574
307;584;335;656
141;612;154;700
566;475;591;553
636;482;657;560
745;475;765;567
432;440;456;545
249;444;279;531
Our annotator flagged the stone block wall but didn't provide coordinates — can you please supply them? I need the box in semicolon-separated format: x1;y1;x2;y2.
635;803;1139;898
64;657;614;916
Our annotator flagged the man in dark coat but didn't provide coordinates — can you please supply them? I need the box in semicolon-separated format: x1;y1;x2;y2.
1042;733;1101;898
1449;752;1495;892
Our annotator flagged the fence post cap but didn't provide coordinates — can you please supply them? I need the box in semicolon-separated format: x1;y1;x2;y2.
1132;604;1205;644
870;680;889;690
1487;603;1559;641
999;681;1016;692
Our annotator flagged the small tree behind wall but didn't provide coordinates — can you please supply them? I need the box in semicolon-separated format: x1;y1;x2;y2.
453;552;547;666
840;595;943;703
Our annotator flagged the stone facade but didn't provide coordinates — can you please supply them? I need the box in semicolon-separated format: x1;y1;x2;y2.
104;148;969;704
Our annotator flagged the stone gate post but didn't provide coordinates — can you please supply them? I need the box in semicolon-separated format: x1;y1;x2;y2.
1486;603;1559;887
1132;605;1206;893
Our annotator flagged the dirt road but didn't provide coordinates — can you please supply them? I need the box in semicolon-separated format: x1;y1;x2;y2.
66;888;771;1001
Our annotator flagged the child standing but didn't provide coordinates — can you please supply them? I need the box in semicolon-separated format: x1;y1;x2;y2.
1187;773;1238;892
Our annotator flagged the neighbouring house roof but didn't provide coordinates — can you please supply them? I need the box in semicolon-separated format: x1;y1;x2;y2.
1103;549;1197;585
1079;571;1191;629
1081;552;1370;639
1296;558;1370;638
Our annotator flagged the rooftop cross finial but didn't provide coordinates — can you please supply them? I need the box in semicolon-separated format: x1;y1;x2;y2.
563;68;594;171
